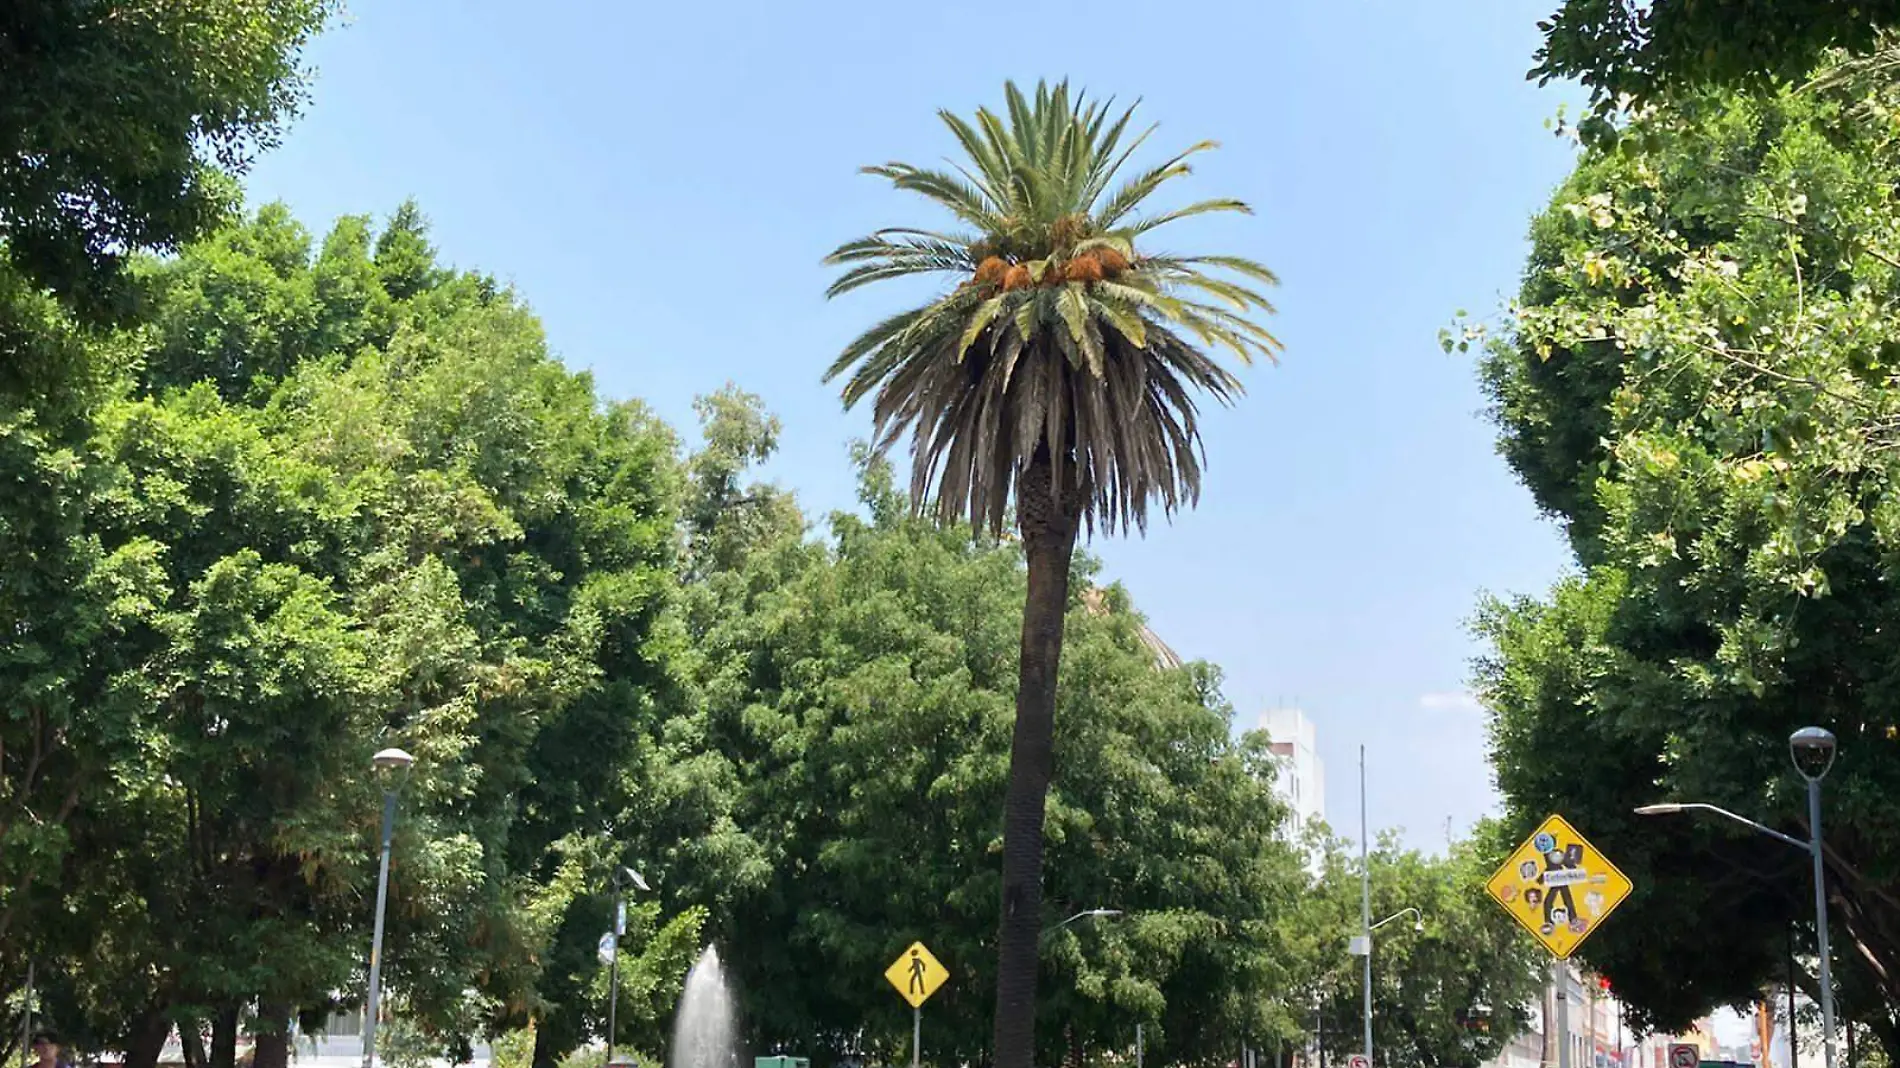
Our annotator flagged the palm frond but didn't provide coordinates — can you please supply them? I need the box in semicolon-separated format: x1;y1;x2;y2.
1094;141;1219;228
1128;197;1254;235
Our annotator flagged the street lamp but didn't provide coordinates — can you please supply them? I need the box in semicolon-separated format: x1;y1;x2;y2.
1040;908;1124;947
1634;726;1838;1068
606;865;650;1068
1039;909;1124;1068
362;747;415;1068
1052;908;1123;932
1370;907;1425;934
1350;905;1426;1065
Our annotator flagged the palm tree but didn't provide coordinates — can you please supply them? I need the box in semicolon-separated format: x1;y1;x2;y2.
823;80;1281;1068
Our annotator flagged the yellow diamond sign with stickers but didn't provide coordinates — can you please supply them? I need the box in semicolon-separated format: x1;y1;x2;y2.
1485;814;1633;959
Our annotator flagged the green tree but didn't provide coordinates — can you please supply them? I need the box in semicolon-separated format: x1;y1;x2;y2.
673;427;1304;1066
0;202;695;1066
822;80;1281;1068
1534;0;1900;111
1467;67;1900;1057
0;0;336;312
1284;830;1543;1068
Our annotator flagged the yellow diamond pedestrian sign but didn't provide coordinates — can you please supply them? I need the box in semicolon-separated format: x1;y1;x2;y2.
885;941;948;1007
1486;814;1633;960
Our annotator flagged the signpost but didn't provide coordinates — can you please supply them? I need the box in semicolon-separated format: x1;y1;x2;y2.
1347;1055;1372;1068
884;942;949;1068
1669;1045;1700;1068
1486;815;1634;1068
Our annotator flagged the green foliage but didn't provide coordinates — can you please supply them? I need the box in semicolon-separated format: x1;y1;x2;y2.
490;1027;536;1068
1285;831;1544;1068
670;428;1306;1066
0;201;691;1060
1472;66;1900;1054
0;0;337;313
1534;0;1900;111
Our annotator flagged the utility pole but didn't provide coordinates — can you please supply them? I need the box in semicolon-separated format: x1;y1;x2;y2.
1556;960;1570;1068
1360;745;1373;1064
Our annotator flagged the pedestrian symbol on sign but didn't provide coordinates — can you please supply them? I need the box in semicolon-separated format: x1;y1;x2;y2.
908;948;927;995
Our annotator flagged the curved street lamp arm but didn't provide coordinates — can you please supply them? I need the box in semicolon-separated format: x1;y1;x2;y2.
1635;802;1808;850
1370;907;1422;931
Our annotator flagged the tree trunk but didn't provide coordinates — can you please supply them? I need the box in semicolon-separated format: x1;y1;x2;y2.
251;1003;290;1068
210;1006;238;1068
182;1019;208;1068
529;1020;561;1068
990;449;1081;1068
123;1007;174;1068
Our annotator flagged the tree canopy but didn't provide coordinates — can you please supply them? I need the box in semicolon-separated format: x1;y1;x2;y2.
1287;830;1543;1068
665;410;1316;1067
1470;62;1900;1057
0;201;689;1068
0;1;337;313
1534;0;1900;108
0;196;1449;1068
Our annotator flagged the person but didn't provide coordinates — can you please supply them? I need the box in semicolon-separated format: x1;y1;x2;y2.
30;1031;70;1068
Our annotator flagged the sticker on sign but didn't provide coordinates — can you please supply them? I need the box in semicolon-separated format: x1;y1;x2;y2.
1668;1044;1699;1068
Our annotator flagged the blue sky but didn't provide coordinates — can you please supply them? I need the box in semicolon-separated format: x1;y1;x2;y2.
246;0;1584;850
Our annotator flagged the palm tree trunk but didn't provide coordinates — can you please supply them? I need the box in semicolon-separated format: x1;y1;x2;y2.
992;450;1081;1068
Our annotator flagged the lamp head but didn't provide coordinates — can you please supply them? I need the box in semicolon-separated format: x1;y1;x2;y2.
372;748;416;773
1091;908;1124;919
615;867;650;892
1414;920;1426;933
1789;727;1837;782
1633;803;1683;816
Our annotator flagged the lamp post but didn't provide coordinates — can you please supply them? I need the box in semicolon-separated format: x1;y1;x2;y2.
1040;908;1122;1068
1349;905;1424;1066
362;748;415;1068
606;866;649;1068
1634;726;1838;1068
1359;745;1372;1065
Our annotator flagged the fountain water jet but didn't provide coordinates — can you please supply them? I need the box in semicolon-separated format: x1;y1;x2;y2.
669;946;737;1068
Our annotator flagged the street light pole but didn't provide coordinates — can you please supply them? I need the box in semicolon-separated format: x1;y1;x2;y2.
606;866;649;1068
362;748;415;1068
1632;726;1839;1068
1793;728;1839;1068
1360;745;1372;1065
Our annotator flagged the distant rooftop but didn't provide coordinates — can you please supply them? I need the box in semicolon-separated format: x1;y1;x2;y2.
1081;587;1183;670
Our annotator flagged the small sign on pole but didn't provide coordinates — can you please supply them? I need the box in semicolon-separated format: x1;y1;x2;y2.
1669;1045;1699;1068
1347;1055;1372;1068
884;942;949;1068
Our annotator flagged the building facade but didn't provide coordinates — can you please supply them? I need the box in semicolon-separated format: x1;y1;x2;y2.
1261;707;1326;836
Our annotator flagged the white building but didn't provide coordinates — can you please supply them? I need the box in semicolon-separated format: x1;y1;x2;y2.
1260;707;1325;836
